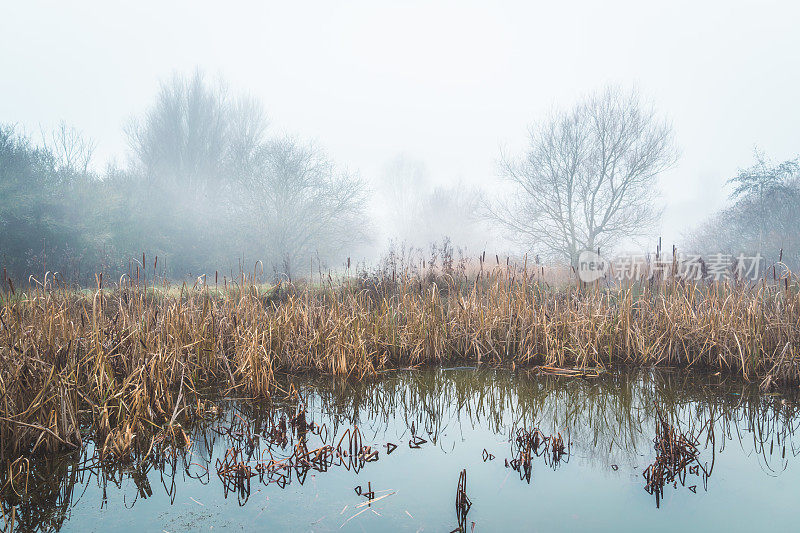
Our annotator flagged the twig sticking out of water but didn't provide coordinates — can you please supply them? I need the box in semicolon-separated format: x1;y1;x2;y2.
453;469;472;532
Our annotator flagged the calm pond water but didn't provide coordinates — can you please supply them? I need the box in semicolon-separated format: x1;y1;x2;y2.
4;369;800;532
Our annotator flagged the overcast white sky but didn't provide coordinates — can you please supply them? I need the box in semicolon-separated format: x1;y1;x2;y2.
2;0;798;249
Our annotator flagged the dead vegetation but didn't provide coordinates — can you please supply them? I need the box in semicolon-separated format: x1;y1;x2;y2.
643;406;714;507
0;262;798;468
1;368;798;530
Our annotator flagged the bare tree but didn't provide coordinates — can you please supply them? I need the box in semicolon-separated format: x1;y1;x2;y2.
238;136;370;277
488;87;677;264
119;70;271;276
686;152;800;268
376;154;484;250
125;70;268;194
727;149;799;255
376;154;430;242
44;121;96;175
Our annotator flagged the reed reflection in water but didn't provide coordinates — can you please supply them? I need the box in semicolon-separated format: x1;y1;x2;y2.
2;369;799;532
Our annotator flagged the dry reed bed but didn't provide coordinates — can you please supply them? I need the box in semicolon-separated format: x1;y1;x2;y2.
1;268;799;462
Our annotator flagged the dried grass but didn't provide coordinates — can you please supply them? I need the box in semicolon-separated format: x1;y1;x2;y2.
0;264;798;462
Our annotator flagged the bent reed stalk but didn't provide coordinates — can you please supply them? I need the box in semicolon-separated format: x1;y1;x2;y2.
0;265;799;462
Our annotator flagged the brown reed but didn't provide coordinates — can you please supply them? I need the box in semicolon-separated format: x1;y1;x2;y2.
0;265;798;464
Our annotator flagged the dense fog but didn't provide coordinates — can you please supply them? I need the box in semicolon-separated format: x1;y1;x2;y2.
2;2;799;283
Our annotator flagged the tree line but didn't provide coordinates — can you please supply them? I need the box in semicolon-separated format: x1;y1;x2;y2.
685;152;800;268
1;75;797;284
1;72;370;283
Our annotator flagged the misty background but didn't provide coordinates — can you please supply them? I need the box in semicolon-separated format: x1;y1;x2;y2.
1;1;799;282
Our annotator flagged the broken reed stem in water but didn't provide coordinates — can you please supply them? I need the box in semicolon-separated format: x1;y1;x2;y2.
0;266;798;462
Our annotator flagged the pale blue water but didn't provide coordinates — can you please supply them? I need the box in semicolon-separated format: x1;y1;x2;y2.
4;369;798;532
